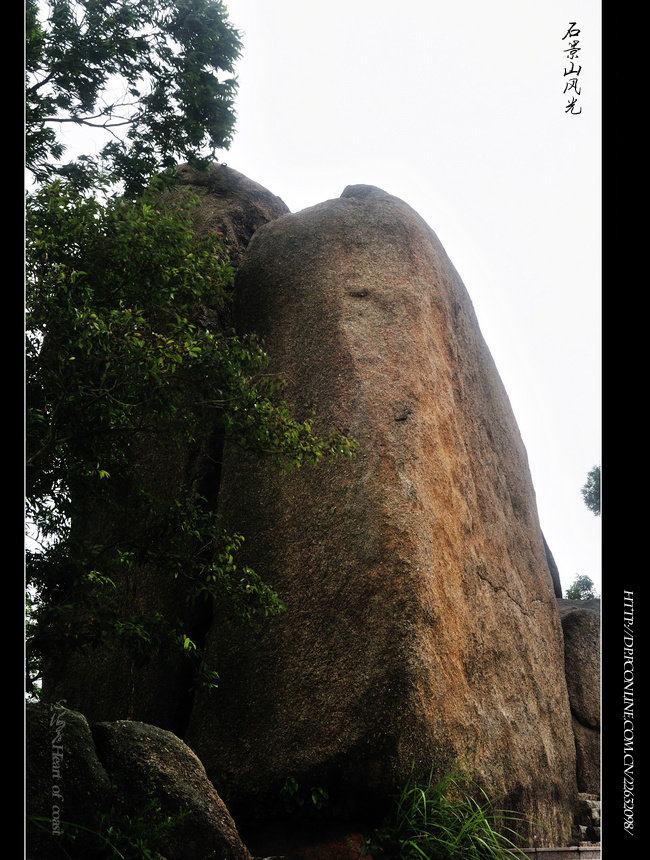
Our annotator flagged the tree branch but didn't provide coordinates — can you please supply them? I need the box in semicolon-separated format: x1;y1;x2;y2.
42;115;136;129
27;71;56;94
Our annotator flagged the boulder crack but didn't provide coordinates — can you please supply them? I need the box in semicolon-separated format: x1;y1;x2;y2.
474;567;544;618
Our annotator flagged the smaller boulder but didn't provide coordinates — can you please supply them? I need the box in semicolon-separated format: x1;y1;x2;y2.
174;162;290;267
26;702;252;860
557;598;600;728
92;719;252;860
557;598;600;794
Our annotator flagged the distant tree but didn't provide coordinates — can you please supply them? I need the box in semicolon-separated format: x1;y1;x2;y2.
581;465;600;516
565;574;597;601
26;0;242;196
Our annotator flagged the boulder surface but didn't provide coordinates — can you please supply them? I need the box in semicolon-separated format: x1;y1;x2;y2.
557;598;601;794
26;701;113;858
187;185;577;845
26;702;252;860
543;533;563;598
93;720;252;860
173;162;290;268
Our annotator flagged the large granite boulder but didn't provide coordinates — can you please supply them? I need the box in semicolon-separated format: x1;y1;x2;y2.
42;165;290;734
557;598;601;794
26;702;251;860
186;185;577;845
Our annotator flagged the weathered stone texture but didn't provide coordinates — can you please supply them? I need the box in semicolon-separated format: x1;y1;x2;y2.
26;702;252;860
557;598;601;795
187;185;577;844
572;718;601;797
543;533;564;598
93;720;252;860
173;162;290;268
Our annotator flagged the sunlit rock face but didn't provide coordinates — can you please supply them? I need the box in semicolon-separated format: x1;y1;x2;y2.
187;184;577;845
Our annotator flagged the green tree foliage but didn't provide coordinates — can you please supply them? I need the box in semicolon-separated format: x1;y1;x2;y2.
581;465;600;517
26;0;242;196
25;1;357;697
26;181;356;696
565;574;597;601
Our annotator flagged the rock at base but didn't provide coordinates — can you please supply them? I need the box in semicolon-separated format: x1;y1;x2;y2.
557;598;601;795
26;702;251;860
27;702;112;858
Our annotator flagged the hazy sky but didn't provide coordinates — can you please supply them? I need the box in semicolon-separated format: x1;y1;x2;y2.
217;0;602;594
50;0;602;595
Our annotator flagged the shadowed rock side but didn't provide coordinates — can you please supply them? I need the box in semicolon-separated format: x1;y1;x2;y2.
543;533;564;598
27;703;113;858
186;185;577;845
42;164;289;733
26;702;252;860
174;162;290;269
557;598;601;795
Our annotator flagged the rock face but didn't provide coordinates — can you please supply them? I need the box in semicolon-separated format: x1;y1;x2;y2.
557;598;601;795
42;165;290;734
26;702;252;860
93;720;253;860
543;533;563;598
174;162;290;268
186;185;577;845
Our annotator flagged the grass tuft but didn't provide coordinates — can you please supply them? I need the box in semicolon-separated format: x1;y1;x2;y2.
362;764;531;859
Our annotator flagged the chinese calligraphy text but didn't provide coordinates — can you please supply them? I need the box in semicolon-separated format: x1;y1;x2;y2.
562;22;582;115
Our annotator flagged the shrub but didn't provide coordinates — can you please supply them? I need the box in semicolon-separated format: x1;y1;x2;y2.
362;765;530;860
29;784;191;859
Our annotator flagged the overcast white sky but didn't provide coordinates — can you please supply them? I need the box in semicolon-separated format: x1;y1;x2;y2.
218;0;602;595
